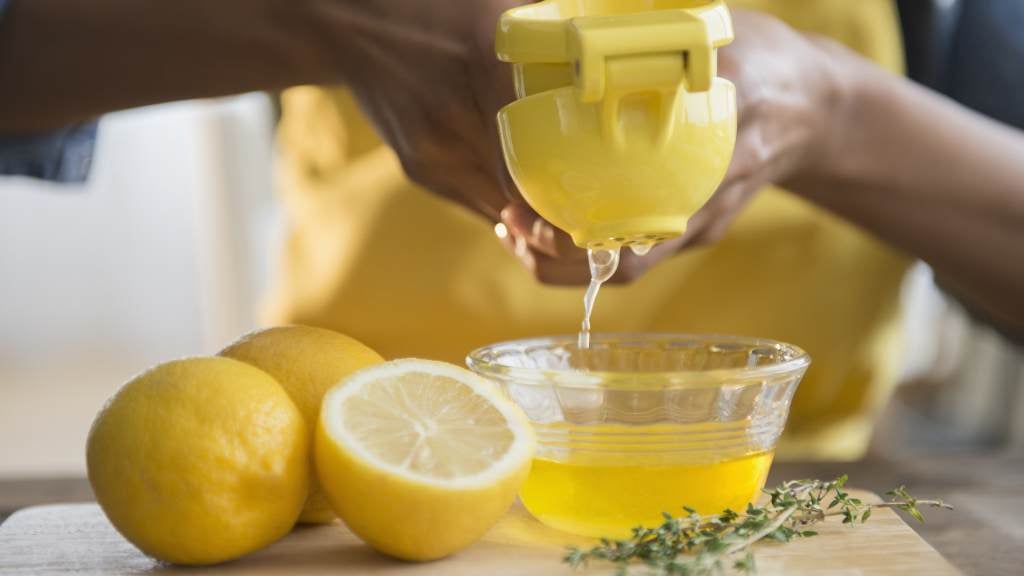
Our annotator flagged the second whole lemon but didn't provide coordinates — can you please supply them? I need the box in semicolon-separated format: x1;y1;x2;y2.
86;357;308;565
220;325;384;523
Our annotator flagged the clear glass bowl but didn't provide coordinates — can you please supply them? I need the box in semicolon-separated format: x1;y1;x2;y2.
466;333;809;537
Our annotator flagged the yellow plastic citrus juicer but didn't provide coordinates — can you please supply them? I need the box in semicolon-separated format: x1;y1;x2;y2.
496;0;737;249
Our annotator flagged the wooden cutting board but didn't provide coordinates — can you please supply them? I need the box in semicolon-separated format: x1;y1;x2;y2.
0;491;958;575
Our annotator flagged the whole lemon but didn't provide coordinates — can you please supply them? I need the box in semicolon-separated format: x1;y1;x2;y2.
86;357;309;565
220;325;383;523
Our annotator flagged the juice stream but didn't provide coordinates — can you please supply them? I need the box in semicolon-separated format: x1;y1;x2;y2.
578;248;619;349
566;241;770;540
578;244;653;349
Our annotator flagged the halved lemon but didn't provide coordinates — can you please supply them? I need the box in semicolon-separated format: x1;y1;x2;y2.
315;359;535;561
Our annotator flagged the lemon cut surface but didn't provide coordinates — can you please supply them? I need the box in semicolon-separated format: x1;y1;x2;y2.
315;359;535;560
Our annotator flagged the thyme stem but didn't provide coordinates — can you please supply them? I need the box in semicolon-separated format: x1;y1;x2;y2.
563;476;952;576
723;505;797;557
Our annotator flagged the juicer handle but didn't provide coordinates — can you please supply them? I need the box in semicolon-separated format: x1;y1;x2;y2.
569;10;717;102
569;11;720;150
597;55;686;150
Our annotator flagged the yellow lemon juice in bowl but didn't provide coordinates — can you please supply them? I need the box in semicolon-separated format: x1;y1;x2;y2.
521;447;774;538
467;335;810;538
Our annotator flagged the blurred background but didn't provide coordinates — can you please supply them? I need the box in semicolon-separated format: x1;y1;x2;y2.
0;95;281;476
1;93;1021;479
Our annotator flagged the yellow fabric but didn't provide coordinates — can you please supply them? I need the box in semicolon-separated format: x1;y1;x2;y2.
271;0;908;460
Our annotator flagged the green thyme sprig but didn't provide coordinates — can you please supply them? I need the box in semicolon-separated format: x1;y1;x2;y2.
564;475;952;576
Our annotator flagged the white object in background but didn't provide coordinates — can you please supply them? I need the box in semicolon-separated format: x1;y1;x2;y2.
888;261;1024;453
190;93;280;351
898;261;966;385
0;94;278;477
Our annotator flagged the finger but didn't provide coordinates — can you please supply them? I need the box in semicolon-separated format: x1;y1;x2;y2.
675;176;735;250
401;137;506;222
722;116;770;188
496;225;591;287
495;226;539;274
500;201;582;259
370;88;506;222
680;180;762;248
479;50;520;206
529;250;592;285
420;98;510;220
470;2;539;210
500;202;557;256
354;58;510;221
459;167;508;222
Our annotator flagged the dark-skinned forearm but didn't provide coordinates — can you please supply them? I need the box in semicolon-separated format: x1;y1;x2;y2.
793;57;1024;336
0;0;347;134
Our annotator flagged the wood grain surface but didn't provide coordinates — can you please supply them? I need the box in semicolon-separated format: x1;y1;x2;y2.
0;492;959;576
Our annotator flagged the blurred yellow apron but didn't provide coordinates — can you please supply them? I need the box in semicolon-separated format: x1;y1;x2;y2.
271;0;907;460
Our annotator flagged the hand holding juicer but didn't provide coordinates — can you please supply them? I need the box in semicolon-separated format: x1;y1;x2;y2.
475;3;803;539
496;0;737;249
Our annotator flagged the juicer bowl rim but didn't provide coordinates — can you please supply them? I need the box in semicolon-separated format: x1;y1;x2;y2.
502;0;722;21
466;332;810;389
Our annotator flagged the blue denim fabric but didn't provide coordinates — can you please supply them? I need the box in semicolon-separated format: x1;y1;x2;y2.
0;123;98;182
944;0;1024;130
0;0;98;183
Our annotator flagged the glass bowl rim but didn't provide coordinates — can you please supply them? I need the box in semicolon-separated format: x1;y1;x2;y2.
466;333;810;389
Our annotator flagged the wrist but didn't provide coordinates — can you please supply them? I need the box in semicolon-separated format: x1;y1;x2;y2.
260;0;350;86
782;38;867;197
296;0;412;87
